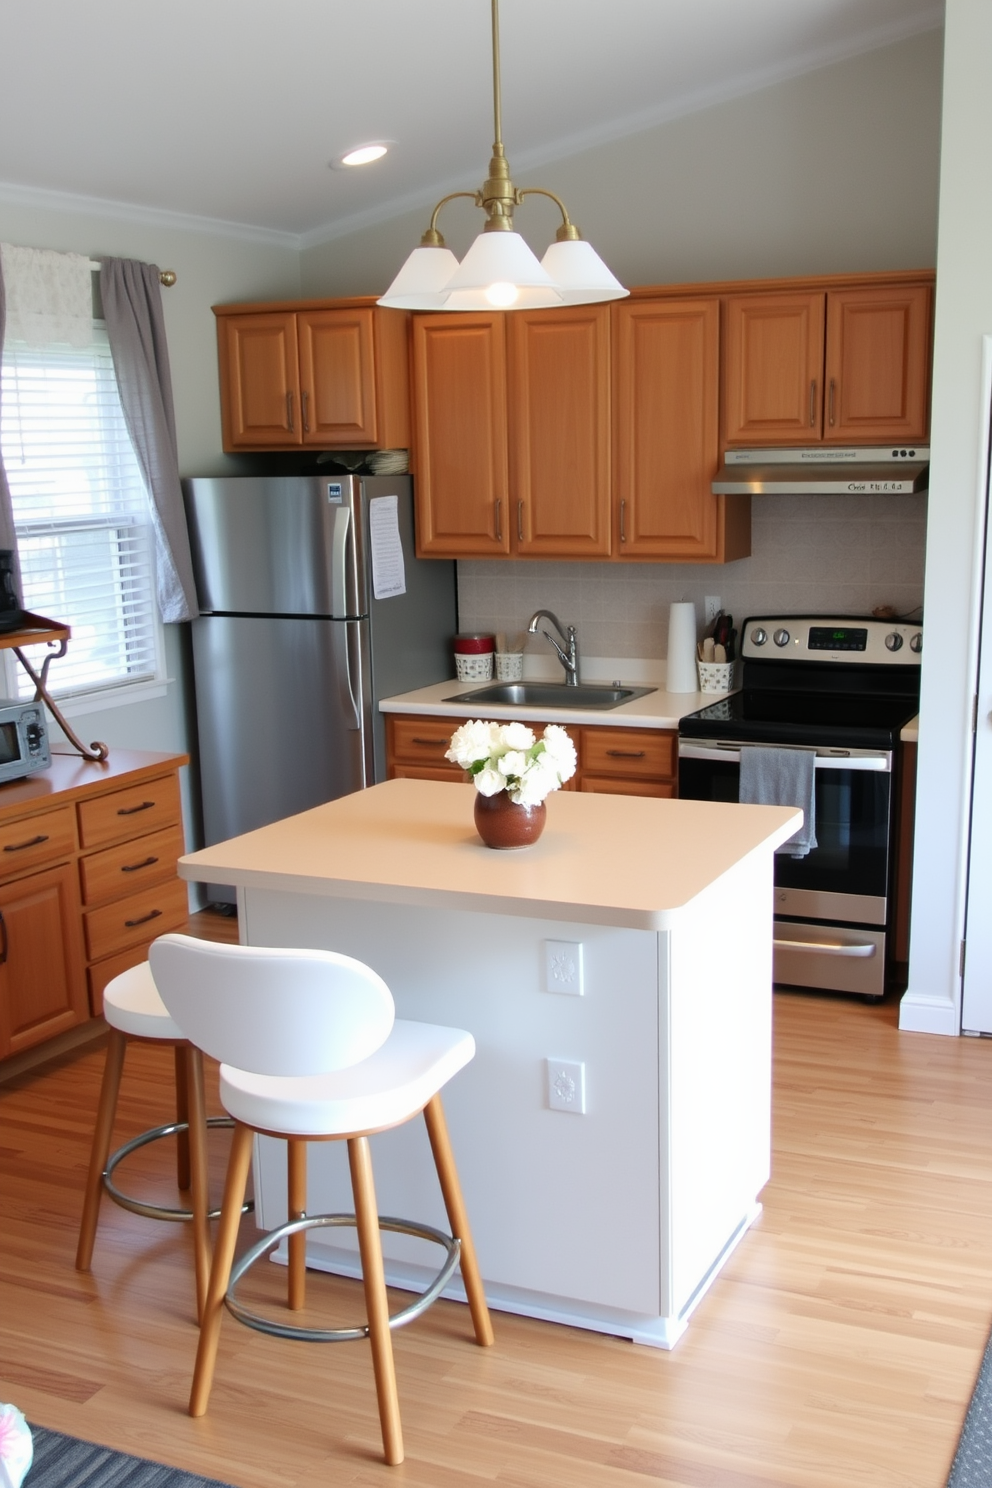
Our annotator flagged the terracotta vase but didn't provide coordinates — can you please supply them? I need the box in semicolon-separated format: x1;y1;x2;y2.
473;789;547;849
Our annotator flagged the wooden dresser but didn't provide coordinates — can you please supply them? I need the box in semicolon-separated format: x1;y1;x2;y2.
0;748;189;1060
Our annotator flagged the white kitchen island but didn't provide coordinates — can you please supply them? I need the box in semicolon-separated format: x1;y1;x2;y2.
179;779;799;1349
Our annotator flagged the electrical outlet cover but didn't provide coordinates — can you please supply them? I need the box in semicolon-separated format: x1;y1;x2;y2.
704;595;722;624
546;1058;586;1114
544;940;584;995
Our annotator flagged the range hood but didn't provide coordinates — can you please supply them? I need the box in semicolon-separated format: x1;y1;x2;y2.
712;445;929;496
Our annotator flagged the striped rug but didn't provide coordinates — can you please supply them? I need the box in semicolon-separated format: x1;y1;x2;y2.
27;1428;235;1488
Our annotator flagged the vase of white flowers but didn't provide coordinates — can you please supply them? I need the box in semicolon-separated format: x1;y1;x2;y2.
445;719;578;849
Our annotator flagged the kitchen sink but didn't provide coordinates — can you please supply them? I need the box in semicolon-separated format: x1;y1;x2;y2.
443;682;656;710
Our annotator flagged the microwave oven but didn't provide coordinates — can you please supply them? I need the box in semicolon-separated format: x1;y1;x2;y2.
0;700;50;783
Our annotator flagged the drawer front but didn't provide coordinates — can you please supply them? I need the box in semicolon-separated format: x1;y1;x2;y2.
83;876;188;962
88;942;158;1019
580;775;676;798
77;772;182;849
389;763;473;784
388;715;467;770
0;805;76;876
580;728;676;779
79;824;186;907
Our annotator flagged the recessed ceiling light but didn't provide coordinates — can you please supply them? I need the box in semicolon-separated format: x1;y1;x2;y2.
331;143;389;169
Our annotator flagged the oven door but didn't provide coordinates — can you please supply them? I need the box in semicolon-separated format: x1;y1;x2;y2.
678;743;893;996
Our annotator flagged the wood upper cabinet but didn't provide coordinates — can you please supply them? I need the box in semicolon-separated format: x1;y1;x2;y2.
614;297;749;562
215;299;411;452
507;306;612;558
723;278;933;446
412;306;612;559
823;283;932;443
412;313;509;557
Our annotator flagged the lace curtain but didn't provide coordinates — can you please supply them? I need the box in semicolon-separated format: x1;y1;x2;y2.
0;244;93;348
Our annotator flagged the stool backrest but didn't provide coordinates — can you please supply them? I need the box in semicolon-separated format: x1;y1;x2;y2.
148;934;394;1076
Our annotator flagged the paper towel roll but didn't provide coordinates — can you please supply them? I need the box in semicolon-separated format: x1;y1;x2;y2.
666;601;698;692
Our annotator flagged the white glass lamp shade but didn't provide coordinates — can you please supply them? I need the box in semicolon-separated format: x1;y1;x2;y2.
377;245;460;309
539;239;629;304
439;231;563;310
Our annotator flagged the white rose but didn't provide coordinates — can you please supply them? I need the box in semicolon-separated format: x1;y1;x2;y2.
512;756;560;806
499;721;536;752
446;719;500;768
474;766;505;796
497;749;531;782
541;725;577;781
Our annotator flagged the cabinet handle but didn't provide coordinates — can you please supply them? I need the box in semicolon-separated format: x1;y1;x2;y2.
809;380;817;427
619;498;627;544
412;737;448;747
117;800;155;816
3;833;49;852
494;498;503;543
121;855;159;874
828;379;836;427
286;390;294;432
606;749;646;759
301;389;310;434
124;908;163;929
0;909;7;965
517;500;524;543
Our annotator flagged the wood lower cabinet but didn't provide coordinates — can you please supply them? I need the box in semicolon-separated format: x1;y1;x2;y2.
385;714;677;797
0;750;189;1060
215;298;410;453
723;276;933;447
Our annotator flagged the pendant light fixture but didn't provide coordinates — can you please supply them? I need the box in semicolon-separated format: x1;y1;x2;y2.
378;0;627;312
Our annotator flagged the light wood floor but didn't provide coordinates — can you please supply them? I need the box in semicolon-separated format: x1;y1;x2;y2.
2;940;992;1487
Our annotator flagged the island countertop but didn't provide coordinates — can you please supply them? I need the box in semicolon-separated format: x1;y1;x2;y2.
179;777;799;931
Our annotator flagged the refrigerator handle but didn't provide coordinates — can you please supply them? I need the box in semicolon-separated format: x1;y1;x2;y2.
340;620;362;732
329;504;352;617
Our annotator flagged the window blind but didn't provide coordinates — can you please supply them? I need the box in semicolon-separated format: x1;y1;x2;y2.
0;327;160;700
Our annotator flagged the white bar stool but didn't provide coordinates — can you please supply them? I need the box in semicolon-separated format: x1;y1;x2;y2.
75;961;223;1320
149;933;494;1468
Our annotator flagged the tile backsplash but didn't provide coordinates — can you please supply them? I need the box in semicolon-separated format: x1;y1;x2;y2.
457;494;927;660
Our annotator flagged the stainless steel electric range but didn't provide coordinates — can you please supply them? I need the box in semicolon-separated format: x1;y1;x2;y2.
677;615;922;1001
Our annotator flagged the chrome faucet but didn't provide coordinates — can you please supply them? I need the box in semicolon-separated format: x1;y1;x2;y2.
527;609;580;686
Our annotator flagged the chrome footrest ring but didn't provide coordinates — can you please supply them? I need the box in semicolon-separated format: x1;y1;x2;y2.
103;1116;255;1222
225;1212;461;1343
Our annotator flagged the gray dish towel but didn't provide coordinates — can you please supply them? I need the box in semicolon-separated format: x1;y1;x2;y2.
739;745;817;859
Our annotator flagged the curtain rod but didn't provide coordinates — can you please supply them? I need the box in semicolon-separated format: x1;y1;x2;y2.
87;259;176;287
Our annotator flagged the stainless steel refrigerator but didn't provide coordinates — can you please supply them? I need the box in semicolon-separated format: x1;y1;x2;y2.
183;474;456;901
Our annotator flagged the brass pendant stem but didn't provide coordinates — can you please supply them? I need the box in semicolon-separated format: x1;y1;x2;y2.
491;0;502;150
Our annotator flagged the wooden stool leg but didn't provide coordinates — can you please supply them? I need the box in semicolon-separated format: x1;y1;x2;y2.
189;1120;254;1418
423;1093;494;1347
76;1028;128;1272
174;1046;191;1191
349;1135;404;1466
185;1046;212;1324
287;1139;307;1311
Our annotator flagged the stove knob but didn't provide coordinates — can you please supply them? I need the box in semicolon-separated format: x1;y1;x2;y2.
885;632;904;652
910;633;923;654
750;627;767;646
773;628;790;647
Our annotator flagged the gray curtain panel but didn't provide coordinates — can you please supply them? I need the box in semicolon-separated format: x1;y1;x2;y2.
100;258;199;622
0;261;22;580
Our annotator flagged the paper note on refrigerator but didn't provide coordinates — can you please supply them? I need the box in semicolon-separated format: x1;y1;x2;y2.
368;494;406;599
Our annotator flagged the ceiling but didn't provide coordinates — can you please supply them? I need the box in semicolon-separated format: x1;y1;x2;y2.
0;0;943;247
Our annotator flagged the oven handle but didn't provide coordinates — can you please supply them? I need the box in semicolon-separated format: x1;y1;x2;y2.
773;937;877;958
677;744;891;772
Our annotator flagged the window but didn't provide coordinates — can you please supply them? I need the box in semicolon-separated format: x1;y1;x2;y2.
0;326;162;702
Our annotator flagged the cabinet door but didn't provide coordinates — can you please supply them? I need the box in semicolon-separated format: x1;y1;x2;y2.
411;314;509;556
0;861;87;1058
723;292;825;444
823;283;932;443
614;298;732;560
298;308;377;446
507;307;612;557
216;312;301;449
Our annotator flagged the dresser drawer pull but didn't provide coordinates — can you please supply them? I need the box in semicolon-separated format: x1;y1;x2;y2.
117;801;156;817
606;749;646;759
121;855;159;873
3;833;50;852
124;908;163;928
412;737;449;747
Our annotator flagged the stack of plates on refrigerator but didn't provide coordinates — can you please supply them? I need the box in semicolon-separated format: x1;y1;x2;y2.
367;449;409;475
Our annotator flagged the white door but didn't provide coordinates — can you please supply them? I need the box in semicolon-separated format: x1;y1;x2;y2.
962;339;992;1032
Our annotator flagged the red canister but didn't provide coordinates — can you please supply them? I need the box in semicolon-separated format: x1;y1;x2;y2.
453;632;495;681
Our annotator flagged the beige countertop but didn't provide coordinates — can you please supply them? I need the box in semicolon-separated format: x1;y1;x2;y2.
179;777;799;932
378;677;727;730
901;714;919;743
